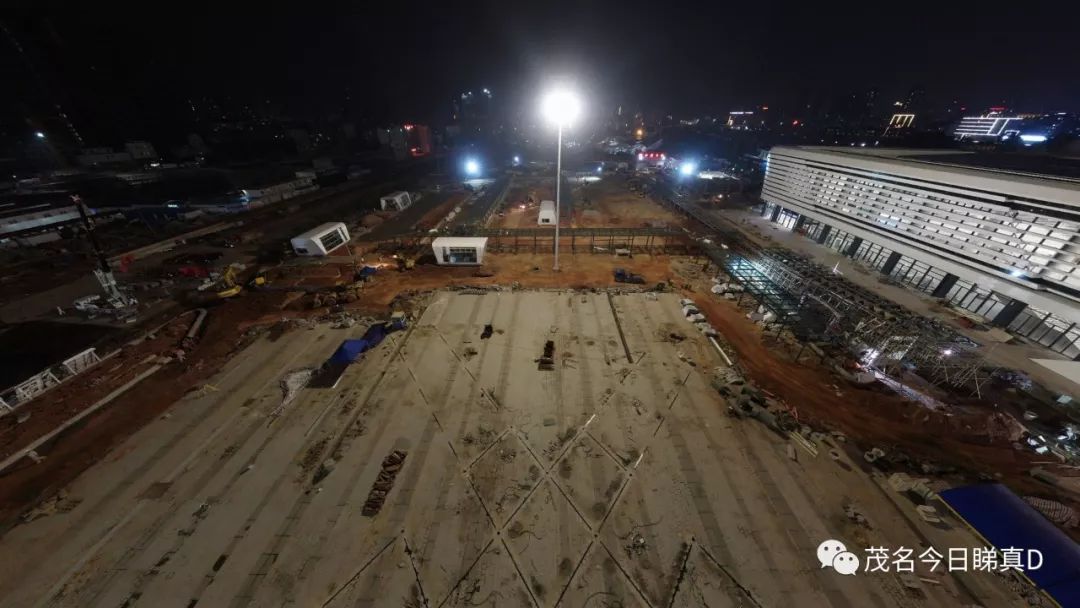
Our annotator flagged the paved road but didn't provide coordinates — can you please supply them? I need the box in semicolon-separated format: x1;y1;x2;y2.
360;191;455;241
453;176;511;227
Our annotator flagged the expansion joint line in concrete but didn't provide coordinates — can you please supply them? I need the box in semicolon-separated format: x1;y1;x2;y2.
318;537;397;608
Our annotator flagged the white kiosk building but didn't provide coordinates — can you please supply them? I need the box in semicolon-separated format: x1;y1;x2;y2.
538;200;556;225
432;237;488;266
380;191;412;212
290;222;350;256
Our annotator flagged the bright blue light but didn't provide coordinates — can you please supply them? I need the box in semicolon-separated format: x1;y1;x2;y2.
596;166;603;173
1019;134;1047;143
637;153;644;161
465;159;480;175
513;156;520;164
680;162;697;176
1010;268;1024;278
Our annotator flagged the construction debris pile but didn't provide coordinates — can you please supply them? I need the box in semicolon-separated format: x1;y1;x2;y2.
276;368;316;414
712;367;798;434
680;298;718;338
361;450;408;516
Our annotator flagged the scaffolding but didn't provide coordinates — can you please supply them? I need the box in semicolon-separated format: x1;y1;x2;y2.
701;242;996;396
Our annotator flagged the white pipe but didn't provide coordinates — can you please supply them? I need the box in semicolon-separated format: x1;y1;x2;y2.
709;337;734;367
185;308;208;340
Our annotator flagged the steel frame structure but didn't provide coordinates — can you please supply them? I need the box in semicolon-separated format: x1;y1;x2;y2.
653;176;998;396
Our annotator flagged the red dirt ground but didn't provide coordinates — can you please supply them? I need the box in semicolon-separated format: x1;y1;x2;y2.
1;252;1069;533
688;288;1047;494
0;294;288;525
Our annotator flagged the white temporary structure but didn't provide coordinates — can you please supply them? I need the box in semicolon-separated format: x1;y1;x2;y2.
291;222;350;256
432;237;488;266
538;200;556;225
380;191;412;212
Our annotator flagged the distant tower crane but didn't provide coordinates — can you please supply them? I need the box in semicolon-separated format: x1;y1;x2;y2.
71;194;137;311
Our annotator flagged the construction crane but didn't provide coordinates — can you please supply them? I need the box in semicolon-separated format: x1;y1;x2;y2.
71;194;138;313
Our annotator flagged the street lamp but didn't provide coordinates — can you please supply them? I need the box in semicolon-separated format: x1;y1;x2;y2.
541;88;581;271
35;131;45;140
464;158;480;176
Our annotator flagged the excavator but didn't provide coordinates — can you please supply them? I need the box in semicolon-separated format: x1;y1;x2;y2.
182;265;272;306
394;252;416;271
216;265;243;298
214;265;271;297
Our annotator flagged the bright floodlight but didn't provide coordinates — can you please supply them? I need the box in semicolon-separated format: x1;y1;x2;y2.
465;158;480;175
541;89;581;126
35;131;45;139
513;155;520;164
680;162;697;176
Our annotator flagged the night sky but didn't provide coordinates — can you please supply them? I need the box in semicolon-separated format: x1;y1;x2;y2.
7;2;1080;141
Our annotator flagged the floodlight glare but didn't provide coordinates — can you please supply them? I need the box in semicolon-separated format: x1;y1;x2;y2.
541;90;582;127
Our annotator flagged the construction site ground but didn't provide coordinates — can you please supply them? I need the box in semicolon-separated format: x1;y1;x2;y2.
0;253;678;525
0;166;1067;606
572;177;689;229
0;291;1027;607
492;176;688;231
493;182;556;229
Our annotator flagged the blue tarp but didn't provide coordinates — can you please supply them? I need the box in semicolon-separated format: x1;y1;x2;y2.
362;323;388;347
326;322;399;365
940;483;1080;607
329;339;370;364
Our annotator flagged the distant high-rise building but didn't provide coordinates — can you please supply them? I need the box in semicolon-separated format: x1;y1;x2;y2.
726;111;755;130
452;88;493;124
900;86;925;115
404;124;431;156
951;114;1024;141
883;113;916;136
861;87;880;125
823;87;882;132
124;141;158;161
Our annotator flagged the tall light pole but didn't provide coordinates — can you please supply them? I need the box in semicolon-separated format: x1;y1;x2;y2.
541;89;581;271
